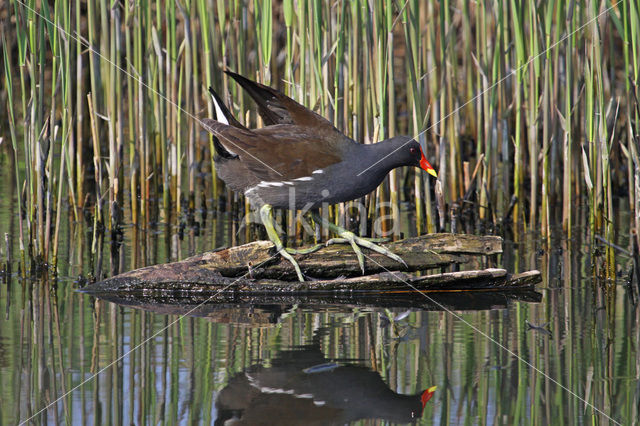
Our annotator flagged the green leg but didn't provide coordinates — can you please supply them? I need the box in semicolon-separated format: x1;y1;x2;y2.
260;204;305;281
312;213;407;274
286;211;323;254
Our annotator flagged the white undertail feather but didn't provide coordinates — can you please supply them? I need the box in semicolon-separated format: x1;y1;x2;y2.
210;91;238;155
211;93;229;125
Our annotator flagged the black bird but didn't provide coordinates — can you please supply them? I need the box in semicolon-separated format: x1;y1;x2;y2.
202;71;437;281
215;345;437;425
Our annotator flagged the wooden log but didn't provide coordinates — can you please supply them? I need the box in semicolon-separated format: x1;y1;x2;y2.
89;233;503;289
385;233;502;255
84;265;541;295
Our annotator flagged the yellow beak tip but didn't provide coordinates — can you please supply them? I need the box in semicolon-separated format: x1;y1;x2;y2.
427;169;438;178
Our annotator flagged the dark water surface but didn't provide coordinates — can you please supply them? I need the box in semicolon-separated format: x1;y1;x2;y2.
0;167;638;425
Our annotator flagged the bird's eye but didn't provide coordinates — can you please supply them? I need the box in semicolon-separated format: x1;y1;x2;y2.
409;147;417;154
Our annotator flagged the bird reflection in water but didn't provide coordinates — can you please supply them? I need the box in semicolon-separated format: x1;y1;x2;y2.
215;345;436;425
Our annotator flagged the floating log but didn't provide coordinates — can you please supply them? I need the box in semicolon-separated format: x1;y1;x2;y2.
85;234;500;288
84;267;540;294
82;233;541;295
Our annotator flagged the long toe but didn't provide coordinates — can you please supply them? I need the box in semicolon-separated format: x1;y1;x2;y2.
350;234;407;269
285;243;323;255
277;247;305;281
341;231;407;272
347;239;366;275
311;213;406;272
325;237;348;246
326;237;365;273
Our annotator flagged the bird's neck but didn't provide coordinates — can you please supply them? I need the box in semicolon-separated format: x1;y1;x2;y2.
363;140;405;172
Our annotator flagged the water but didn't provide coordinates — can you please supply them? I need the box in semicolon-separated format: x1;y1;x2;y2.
0;164;638;425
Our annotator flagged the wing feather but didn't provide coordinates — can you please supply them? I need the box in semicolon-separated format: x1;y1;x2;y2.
202;119;343;181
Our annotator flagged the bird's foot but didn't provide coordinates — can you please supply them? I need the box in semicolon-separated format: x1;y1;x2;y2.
276;245;305;282
326;231;407;274
285;243;323;255
278;244;323;281
259;204;307;281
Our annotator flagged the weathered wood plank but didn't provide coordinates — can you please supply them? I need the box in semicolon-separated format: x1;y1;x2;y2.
83;267;541;295
385;234;502;255
91;233;502;288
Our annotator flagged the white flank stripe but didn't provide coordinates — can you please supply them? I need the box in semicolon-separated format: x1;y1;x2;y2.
296;394;313;399
258;181;285;188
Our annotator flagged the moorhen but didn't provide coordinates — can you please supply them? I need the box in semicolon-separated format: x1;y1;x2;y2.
202;71;437;281
215;344;437;424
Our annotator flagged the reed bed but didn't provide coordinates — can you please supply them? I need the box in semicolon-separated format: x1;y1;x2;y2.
0;0;638;279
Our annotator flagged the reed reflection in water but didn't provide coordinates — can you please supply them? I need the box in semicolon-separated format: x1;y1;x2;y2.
0;236;637;425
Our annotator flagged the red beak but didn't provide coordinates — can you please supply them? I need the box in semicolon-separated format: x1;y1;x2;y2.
420;385;437;408
419;148;437;177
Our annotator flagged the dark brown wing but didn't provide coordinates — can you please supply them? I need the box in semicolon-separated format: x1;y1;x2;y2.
225;70;338;131
201;118;344;181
